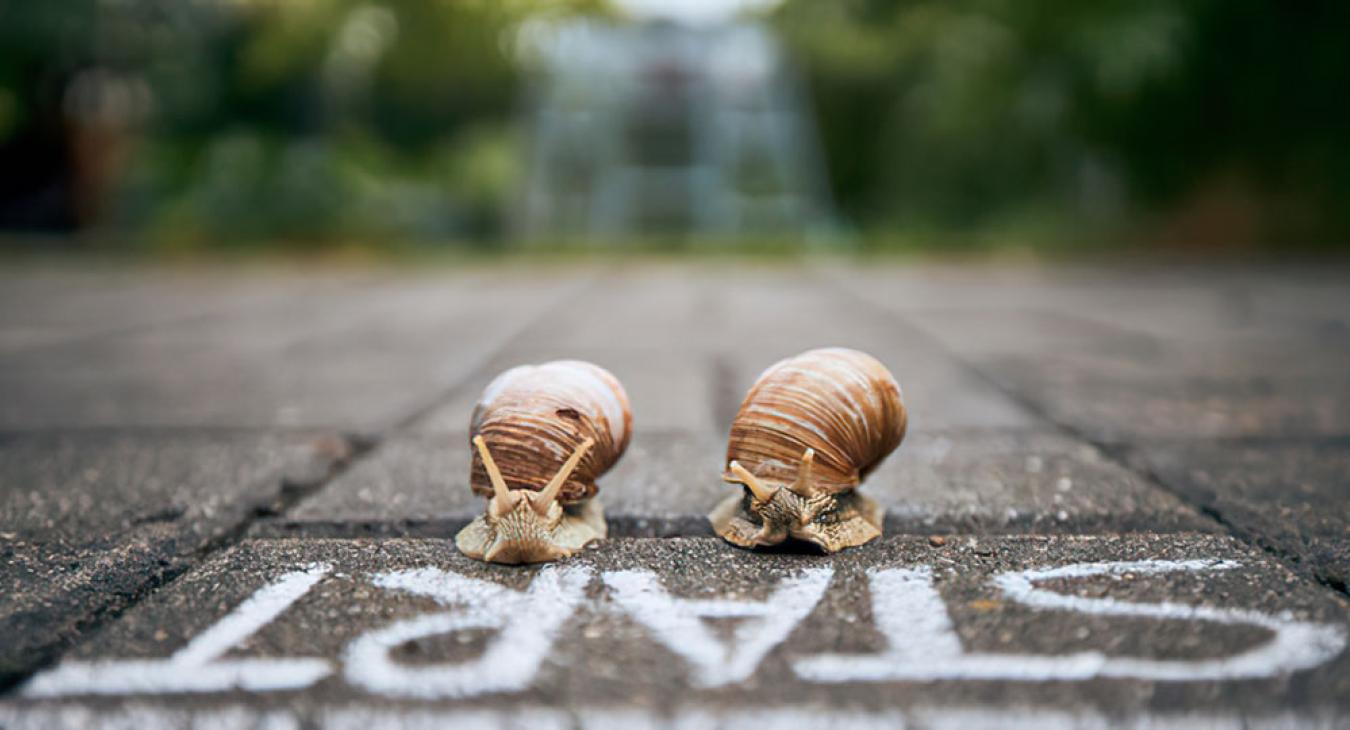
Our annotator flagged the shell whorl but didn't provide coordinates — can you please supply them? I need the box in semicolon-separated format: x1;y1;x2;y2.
724;347;906;494
469;360;631;505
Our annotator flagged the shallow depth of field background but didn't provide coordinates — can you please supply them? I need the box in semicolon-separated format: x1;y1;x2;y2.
2;0;1348;255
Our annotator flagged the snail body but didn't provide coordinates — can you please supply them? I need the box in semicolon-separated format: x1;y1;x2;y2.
709;347;906;552
455;360;631;564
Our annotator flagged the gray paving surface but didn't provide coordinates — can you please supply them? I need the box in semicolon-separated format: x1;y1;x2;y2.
1127;441;1350;590
4;536;1349;722
0;260;1347;726
284;429;1209;538
0;266;588;432
840;264;1350;587
0;431;346;681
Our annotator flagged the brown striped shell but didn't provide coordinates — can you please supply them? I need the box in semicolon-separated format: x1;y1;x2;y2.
723;347;906;494
469;360;631;505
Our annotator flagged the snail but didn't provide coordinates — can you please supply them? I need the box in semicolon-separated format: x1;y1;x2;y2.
455;360;631;564
709;347;906;553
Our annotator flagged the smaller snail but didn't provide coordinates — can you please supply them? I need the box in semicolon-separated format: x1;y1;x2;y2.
709;347;906;553
456;360;631;564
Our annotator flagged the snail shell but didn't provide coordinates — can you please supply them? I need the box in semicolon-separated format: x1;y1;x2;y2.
709;347;906;552
455;360;631;564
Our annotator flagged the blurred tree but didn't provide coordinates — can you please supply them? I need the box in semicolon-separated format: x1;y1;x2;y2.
0;0;607;245
773;0;1350;247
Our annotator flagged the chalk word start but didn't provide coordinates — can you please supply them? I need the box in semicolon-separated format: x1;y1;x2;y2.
23;559;1346;699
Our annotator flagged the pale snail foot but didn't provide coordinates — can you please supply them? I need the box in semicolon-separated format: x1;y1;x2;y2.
456;498;607;565
708;490;883;553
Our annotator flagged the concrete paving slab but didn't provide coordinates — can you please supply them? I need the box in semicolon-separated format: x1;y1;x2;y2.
0;268;589;432
0;266;373;354
873;430;1210;534
416;344;719;435
414;265;1038;435
836;298;1348;443
981;360;1350;442
283;430;724;536
0;432;347;682
285;428;1209;537
835;267;1350;442
1126;441;1350;590
828;262;1350;342
710;267;1039;431
4;535;1346;721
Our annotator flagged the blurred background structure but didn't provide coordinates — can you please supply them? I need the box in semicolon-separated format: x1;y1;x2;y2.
518;19;827;239
1;0;1347;252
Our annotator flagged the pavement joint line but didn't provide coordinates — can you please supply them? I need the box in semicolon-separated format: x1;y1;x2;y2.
1098;439;1350;602
0;271;388;357
905;303;1165;347
0;433;373;696
0;425;374;439
9;266;1346;710
1134;433;1350;449
0;431;375;696
812;267;1350;602
970;377;1350;602
248;515;714;540
251;512;1217;541
0;558;194;695
379;266;611;437
708;351;740;435
264;265;608;521
0;267;605;695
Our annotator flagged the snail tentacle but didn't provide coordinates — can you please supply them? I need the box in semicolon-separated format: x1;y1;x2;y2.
787;448;816;498
729;460;779;502
531;437;595;515
473;435;519;517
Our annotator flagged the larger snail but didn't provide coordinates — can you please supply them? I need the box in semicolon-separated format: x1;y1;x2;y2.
709;347;906;553
455;360;631;564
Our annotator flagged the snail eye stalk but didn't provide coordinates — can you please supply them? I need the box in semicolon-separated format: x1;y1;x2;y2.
531;437;595;515
729;460;779;502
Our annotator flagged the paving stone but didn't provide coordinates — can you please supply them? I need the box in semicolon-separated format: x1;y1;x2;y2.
873;430;1210;534
414;265;1038;436
0;432;346;682
1127;441;1350;590
5;261;1348;725
283;430;724;536
981;360;1350;442
284;428;1208;537
416;345;719;435
0;268;587;432
838;269;1350;442
519;264;726;352
4;535;1346;720
713;268;1039;432
829;262;1350;342
877;307;1350;442
0;266;372;353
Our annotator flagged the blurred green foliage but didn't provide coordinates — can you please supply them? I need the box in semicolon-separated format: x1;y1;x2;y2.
0;0;601;247
2;0;1347;250
773;0;1350;248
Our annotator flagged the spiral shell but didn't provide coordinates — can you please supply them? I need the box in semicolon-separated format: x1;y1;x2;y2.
725;347;906;491
711;347;906;553
469;359;631;504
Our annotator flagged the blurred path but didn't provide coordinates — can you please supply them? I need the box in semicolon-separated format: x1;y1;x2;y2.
1;260;1347;724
